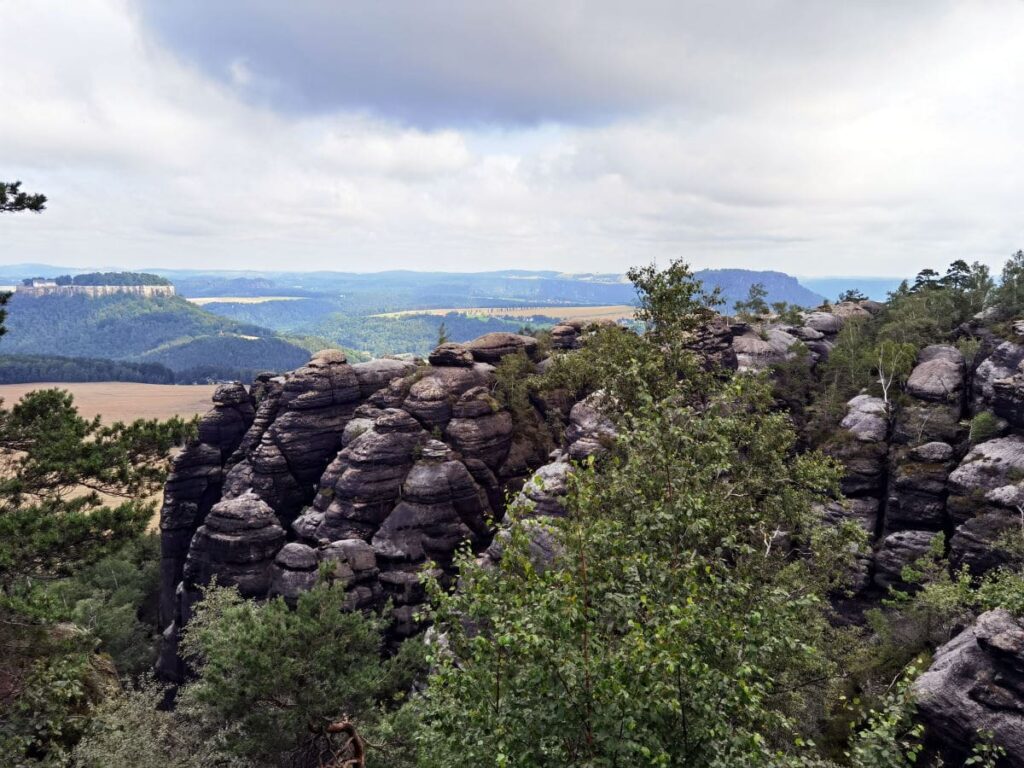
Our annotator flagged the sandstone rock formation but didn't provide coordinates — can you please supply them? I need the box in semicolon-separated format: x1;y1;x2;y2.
915;609;1024;766
157;331;613;676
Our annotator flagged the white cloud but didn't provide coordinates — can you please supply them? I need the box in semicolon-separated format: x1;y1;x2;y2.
1;0;1023;277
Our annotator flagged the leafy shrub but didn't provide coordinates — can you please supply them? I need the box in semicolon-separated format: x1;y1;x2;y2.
969;411;1004;445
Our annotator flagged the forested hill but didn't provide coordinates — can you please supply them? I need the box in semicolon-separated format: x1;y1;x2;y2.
1;291;312;382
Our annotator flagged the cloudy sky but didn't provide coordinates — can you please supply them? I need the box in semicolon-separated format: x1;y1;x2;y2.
2;0;1023;276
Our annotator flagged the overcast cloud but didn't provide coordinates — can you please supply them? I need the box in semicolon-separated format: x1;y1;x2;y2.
2;0;1023;276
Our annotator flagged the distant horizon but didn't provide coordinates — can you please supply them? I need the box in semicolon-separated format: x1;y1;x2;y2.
0;260;914;281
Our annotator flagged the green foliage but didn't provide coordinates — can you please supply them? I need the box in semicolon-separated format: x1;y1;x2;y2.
0;354;176;384
0;643;116;765
772;301;806;325
31;536;162;677
843;666;925;768
734;281;770;321
2;292;310;379
838;289;869;303
993;250;1024;317
49;272;172;287
74;682;254;768
0;180;47;213
970;411;1005;445
413;372;860;767
0;392;192;764
0;389;193;590
178;581;425;766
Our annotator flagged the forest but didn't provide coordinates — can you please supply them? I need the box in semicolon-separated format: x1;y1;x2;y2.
6;253;1024;766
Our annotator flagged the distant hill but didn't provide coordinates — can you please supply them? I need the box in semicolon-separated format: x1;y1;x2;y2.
1;292;311;382
693;269;825;310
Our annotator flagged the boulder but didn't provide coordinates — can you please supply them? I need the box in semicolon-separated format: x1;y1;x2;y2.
948;436;1024;523
550;325;580;350
372;447;491;568
914;609;1024;766
428;342;474;367
268;543;319;604
803;311;844;335
223;350;363;520
841;394;888;443
973;341;1024;411
313;409;427;541
352;358;419;398
466;332;539;363
905;345;965;404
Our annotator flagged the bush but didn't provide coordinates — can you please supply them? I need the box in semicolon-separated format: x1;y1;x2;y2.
178;581;425;766
969;411;1004;445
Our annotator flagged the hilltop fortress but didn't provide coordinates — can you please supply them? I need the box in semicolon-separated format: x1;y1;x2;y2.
16;273;176;298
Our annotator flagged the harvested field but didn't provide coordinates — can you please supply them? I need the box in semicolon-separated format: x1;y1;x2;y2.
0;382;217;422
187;296;307;305
375;304;636;322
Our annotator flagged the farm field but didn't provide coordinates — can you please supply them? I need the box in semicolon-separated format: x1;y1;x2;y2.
0;382;218;422
187;296;307;305
376;304;636;322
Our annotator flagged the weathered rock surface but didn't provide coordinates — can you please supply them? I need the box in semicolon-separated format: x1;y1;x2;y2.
428;342;474;367
825;395;889;498
550;324;581;350
184;492;287;597
914;609;1024;766
973;340;1024;412
223;350;364;522
566;392;617;461
466;332;539;363
905;345;965;403
445;387;513;470
268;542;319;604
873;529;940;589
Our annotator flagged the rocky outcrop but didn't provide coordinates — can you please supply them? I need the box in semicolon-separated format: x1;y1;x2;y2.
465;332;539;363
973;340;1024;413
732;326;799;372
825;395;889;499
158;383;256;633
222;350;364;523
158;329;602;676
309;408;428;542
550;324;581;350
948;435;1024;574
915;609;1024;766
873;529;940;589
565;392;617;461
428;342;474;367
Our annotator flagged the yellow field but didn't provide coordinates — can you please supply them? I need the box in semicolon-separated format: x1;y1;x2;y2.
187;296;306;305
0;382;218;422
376;304;636;322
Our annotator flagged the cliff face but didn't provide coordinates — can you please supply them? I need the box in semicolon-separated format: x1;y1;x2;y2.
16;284;176;298
156;326;621;680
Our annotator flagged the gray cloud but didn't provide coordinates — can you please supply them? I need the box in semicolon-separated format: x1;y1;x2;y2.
133;0;940;127
2;0;1024;278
